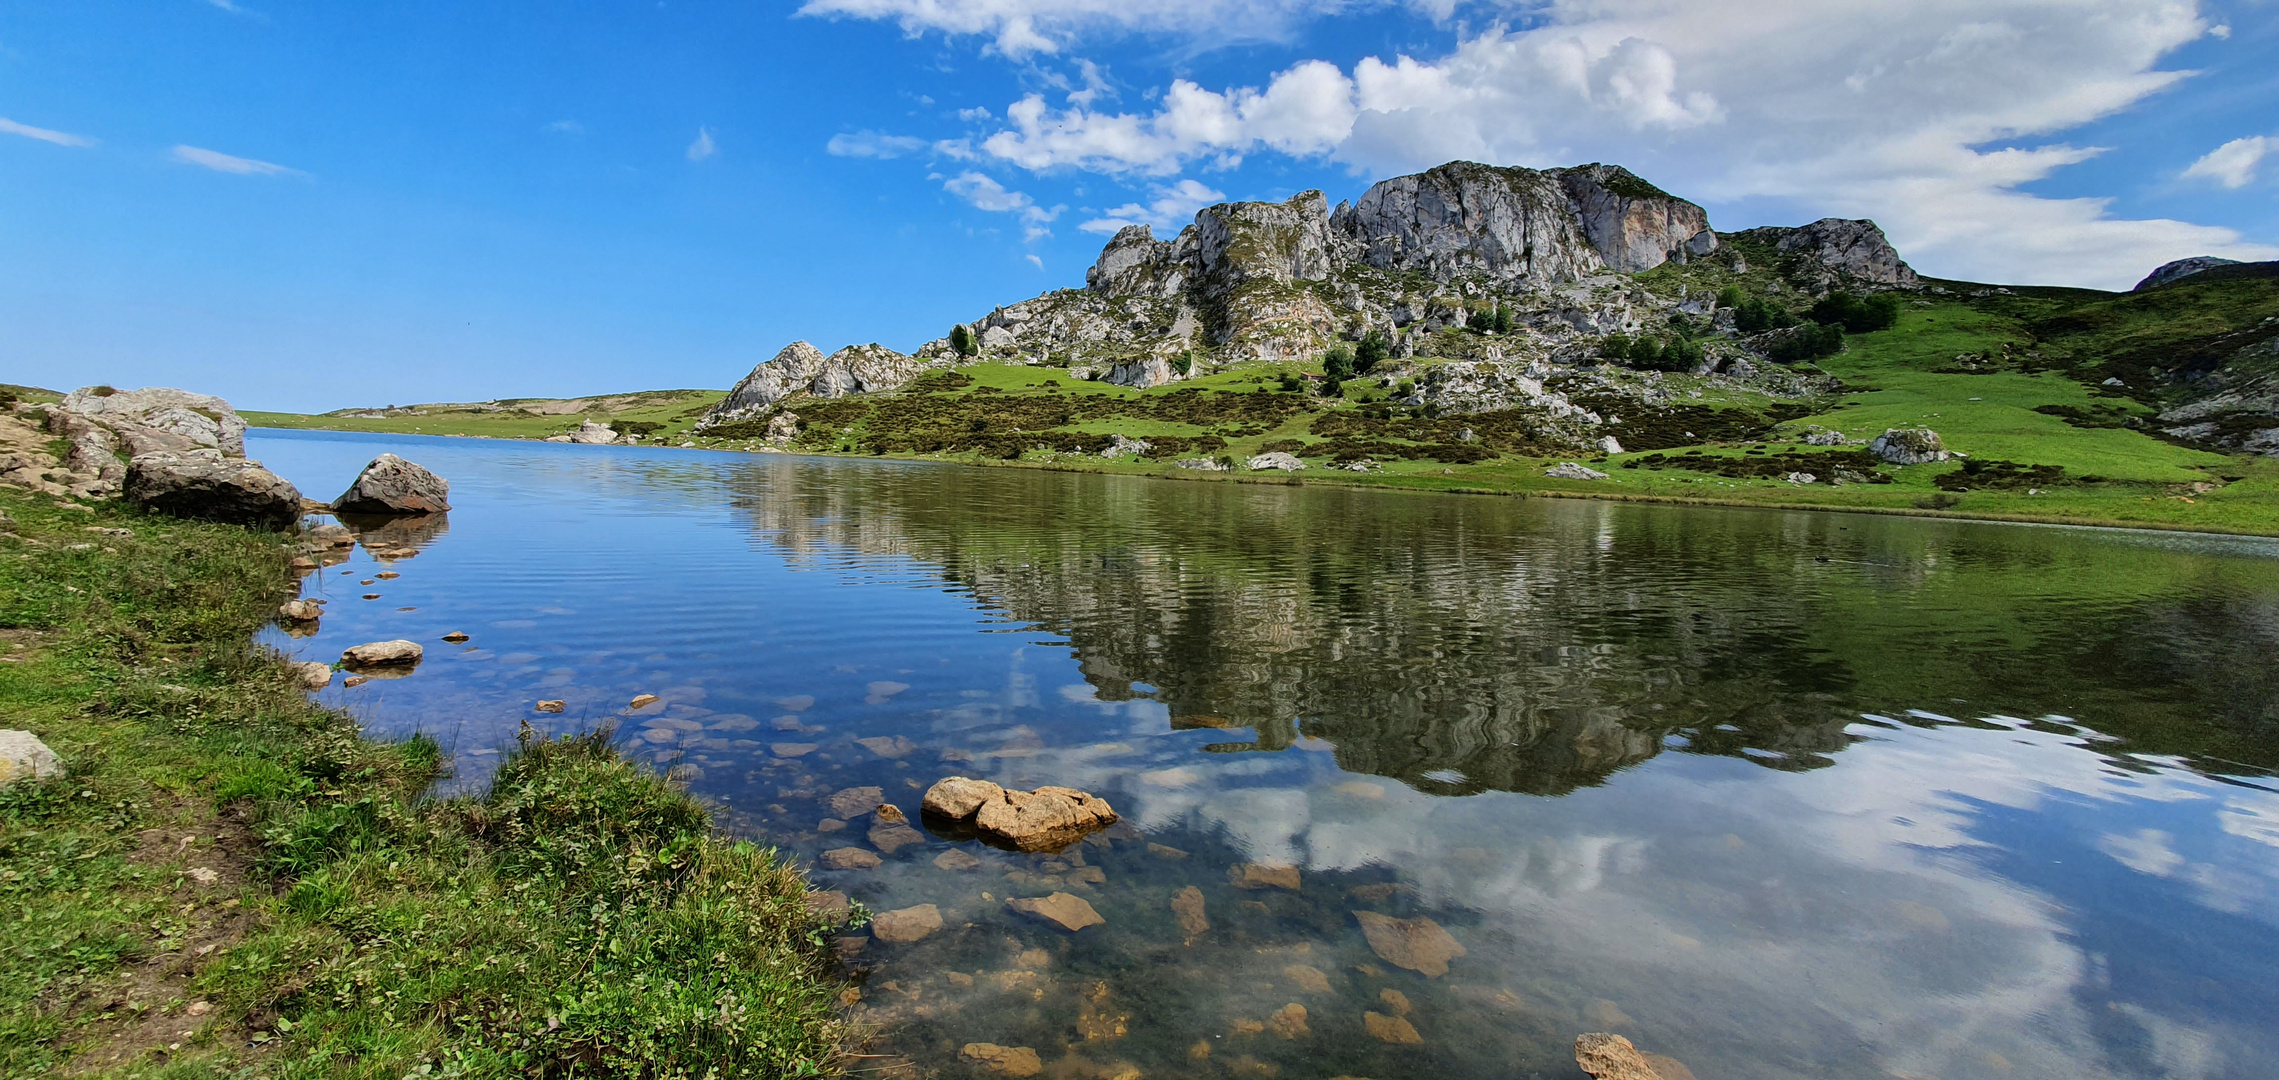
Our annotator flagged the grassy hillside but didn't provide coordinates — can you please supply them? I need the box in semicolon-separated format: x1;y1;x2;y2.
245;389;726;444
249;272;2279;535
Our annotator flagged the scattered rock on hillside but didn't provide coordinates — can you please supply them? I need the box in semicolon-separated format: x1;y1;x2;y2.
1545;462;1608;481
125;449;304;530
1247;452;1305;472
0;730;63;785
698;341;946;429
565;421;619;445
1175;457;1230;471
341;640;423;668
59;386;249;456
1100;434;1152;458
1007;891;1105;932
2135;256;2241;292
922;777;1120;852
332;453;451;514
1868;427;1951;465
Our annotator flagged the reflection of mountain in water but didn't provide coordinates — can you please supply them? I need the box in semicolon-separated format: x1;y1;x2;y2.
722;456;2279;793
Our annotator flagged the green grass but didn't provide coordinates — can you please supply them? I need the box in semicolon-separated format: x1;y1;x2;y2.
0;490;855;1078
244;390;727;445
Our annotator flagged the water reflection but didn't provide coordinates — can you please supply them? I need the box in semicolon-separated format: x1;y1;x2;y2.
248;430;2279;1080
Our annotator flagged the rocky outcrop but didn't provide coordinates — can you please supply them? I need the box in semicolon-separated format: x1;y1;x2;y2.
58;386;249;457
124;449;303;530
1335;162;1712;284
1868;427;1950;465
332;453;450;515
341;640;423;668
548;421;618;445
1735;218;1919;290
920;776;1119;851
2135;256;2242;291
0;730;62;786
1247;452;1305;472
1545;462;1609;480
697;341;946;429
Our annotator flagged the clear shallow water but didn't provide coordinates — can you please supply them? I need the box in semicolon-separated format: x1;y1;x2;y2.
250;427;2279;1080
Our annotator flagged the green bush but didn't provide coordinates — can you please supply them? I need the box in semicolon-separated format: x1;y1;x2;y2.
1356;331;1390;373
1808;291;1901;333
1734;297;1798;334
1767;322;1846;363
1716;285;1746;310
949;324;976;357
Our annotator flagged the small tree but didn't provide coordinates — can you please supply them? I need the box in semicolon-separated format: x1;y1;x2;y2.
1599;333;1633;362
949;324;976;357
1355;331;1390;373
1491;305;1514;334
1716;284;1746;310
1466;306;1492;331
1172;351;1194;377
1322;344;1356;393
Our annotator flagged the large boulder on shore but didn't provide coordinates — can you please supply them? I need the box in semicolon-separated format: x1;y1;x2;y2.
125;449;303;530
332;453;450;514
59;386;249;457
1868;427;1951;465
921;776;1119;852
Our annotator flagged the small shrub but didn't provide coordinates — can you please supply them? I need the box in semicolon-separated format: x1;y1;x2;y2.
1808;291;1901;333
1355;331;1390;373
1734;297;1798;333
1767;322;1846;364
949;324;976;357
1716;285;1746;310
1172;351;1194;377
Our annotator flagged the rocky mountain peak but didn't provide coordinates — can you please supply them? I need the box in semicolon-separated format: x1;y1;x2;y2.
1731;218;1918;290
2135;256;2243;292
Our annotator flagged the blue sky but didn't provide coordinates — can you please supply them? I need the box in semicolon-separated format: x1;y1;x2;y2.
4;0;2276;412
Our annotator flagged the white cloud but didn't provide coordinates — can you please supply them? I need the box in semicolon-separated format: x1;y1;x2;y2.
169;144;303;176
544;119;584;135
1026;253;1045;269
687;126;717;162
205;0;248;12
944;171;1065;241
826;130;928;158
796;0;1354;57
2182;135;2273;189
957;106;996;121
922;0;2276;288
0;117;96;148
1080;177;1227;233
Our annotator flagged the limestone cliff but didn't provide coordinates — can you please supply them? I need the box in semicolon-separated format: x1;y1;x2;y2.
700;341;947;430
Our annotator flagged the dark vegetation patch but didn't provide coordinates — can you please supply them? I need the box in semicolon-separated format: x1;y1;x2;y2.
2033;403;2140;429
1621;448;1891;482
1934;459;2069;491
1309;406;1565;462
1552;388;1817;451
714;385;1316;458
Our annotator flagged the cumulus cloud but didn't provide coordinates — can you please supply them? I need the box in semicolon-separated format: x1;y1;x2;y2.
0;117;97;148
826;130;928;158
687;126;717;162
943;171;1064;241
2183;135;2273;189
169;144;303;176
842;0;2275;288
1080;177;1227;233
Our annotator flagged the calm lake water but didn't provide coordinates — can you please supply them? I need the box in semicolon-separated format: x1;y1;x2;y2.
248;427;2279;1080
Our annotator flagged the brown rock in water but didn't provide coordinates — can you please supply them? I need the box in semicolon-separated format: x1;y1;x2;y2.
875;803;907;824
1148;843;1189;859
1229;863;1301;890
440;631;470;643
1364;1011;1422;1045
1641;1054;1697;1080
960;1043;1042;1077
934;848;982;871
1268;1003;1308;1038
1584;999;1632;1030
1228;1018;1265;1037
830;785;888;818
291;661;333;689
279;599;322;622
1575;1033;1674;1080
1007;891;1104;932
341;640;422;668
1284;965;1330;994
869;819;926;853
1353;912;1465;976
1171;885;1209;936
534;699;566;713
629;693;661;709
856;734;919;758
771;742;819;758
871;904;943;943
342;675;369;688
819;847;881;870
922;775;1004;818
1378;988;1411;1016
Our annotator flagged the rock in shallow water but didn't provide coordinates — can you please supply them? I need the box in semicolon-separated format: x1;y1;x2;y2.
293;662;333;689
923;776;1119;851
332;453;450;514
960;1043;1042;1077
340;640;422;668
1575;1032;1695;1080
870;903;942;943
1229;862;1300;890
1172;885;1209;936
1365;1011;1422;1045
1007;891;1103;931
1354;911;1465;976
819;847;881;870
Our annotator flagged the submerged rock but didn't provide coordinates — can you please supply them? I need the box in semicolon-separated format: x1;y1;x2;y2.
1574;1033;1695;1080
125;449;303;530
1229;863;1301;891
870;903;943;943
1364;1011;1422;1045
819;847;881;870
332;453;451;515
1007;891;1104;931
934;848;983;871
960;1043;1043;1077
1268;1003;1309;1039
1354;911;1465;976
1172;885;1209;936
0;730;63;785
830;785;889;818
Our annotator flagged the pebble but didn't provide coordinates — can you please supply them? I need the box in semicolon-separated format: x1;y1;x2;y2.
629;694;661;709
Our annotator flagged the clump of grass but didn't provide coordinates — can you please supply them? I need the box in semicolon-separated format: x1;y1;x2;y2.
0;489;855;1077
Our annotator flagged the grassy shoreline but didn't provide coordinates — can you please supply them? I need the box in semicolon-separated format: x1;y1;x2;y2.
0;489;857;1078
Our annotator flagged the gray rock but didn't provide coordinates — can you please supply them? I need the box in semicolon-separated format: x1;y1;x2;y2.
1100;434;1152;458
1545;462;1609;480
0;730;62;786
341;640;423;667
1247;451;1306;472
2134;256;2242;291
563;421;618;445
125;449;303;530
293;661;334;689
1735;218;1919;289
1868;427;1951;465
59;386;249;457
1333;162;1711;284
699;341;947;428
1175;457;1230;471
765;412;800;444
333;453;450;515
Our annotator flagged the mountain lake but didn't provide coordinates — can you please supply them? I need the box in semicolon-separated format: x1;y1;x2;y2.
248;426;2279;1080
